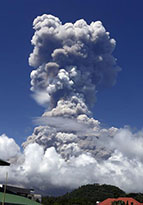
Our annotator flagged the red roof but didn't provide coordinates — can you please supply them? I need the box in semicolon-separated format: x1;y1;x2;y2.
99;197;143;205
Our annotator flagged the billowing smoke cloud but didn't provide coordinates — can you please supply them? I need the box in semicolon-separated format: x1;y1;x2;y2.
29;14;120;108
1;14;142;195
23;14;120;161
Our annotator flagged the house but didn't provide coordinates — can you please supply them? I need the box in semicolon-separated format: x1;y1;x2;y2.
99;197;142;205
0;184;42;204
0;161;41;204
0;191;41;205
0;184;34;197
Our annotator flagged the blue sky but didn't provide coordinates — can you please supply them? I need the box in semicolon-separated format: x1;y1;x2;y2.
0;0;143;145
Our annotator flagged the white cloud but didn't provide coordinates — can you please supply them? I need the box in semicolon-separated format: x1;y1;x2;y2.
0;134;20;160
32;91;50;107
1;127;143;194
109;128;143;162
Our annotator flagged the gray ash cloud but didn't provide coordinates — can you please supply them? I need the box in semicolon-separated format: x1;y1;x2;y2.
23;14;120;161
29;14;120;108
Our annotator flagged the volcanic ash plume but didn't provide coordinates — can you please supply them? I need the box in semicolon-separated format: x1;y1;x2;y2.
2;14;143;194
23;14;120;160
29;15;119;107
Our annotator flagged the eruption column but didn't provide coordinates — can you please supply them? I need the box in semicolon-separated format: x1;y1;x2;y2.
23;14;120;160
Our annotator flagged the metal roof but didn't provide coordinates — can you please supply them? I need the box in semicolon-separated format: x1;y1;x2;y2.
5;185;33;195
0;192;40;204
0;159;10;166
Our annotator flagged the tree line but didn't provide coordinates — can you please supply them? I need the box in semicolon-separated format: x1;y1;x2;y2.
42;183;143;205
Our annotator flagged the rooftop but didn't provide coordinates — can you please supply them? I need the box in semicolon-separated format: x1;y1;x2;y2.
0;159;10;166
99;197;142;205
0;192;40;205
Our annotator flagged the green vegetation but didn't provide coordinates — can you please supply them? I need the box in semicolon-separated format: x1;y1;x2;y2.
126;193;143;203
42;184;143;204
42;184;126;205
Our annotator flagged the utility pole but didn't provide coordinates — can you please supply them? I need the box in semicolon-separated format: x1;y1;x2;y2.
2;172;8;205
